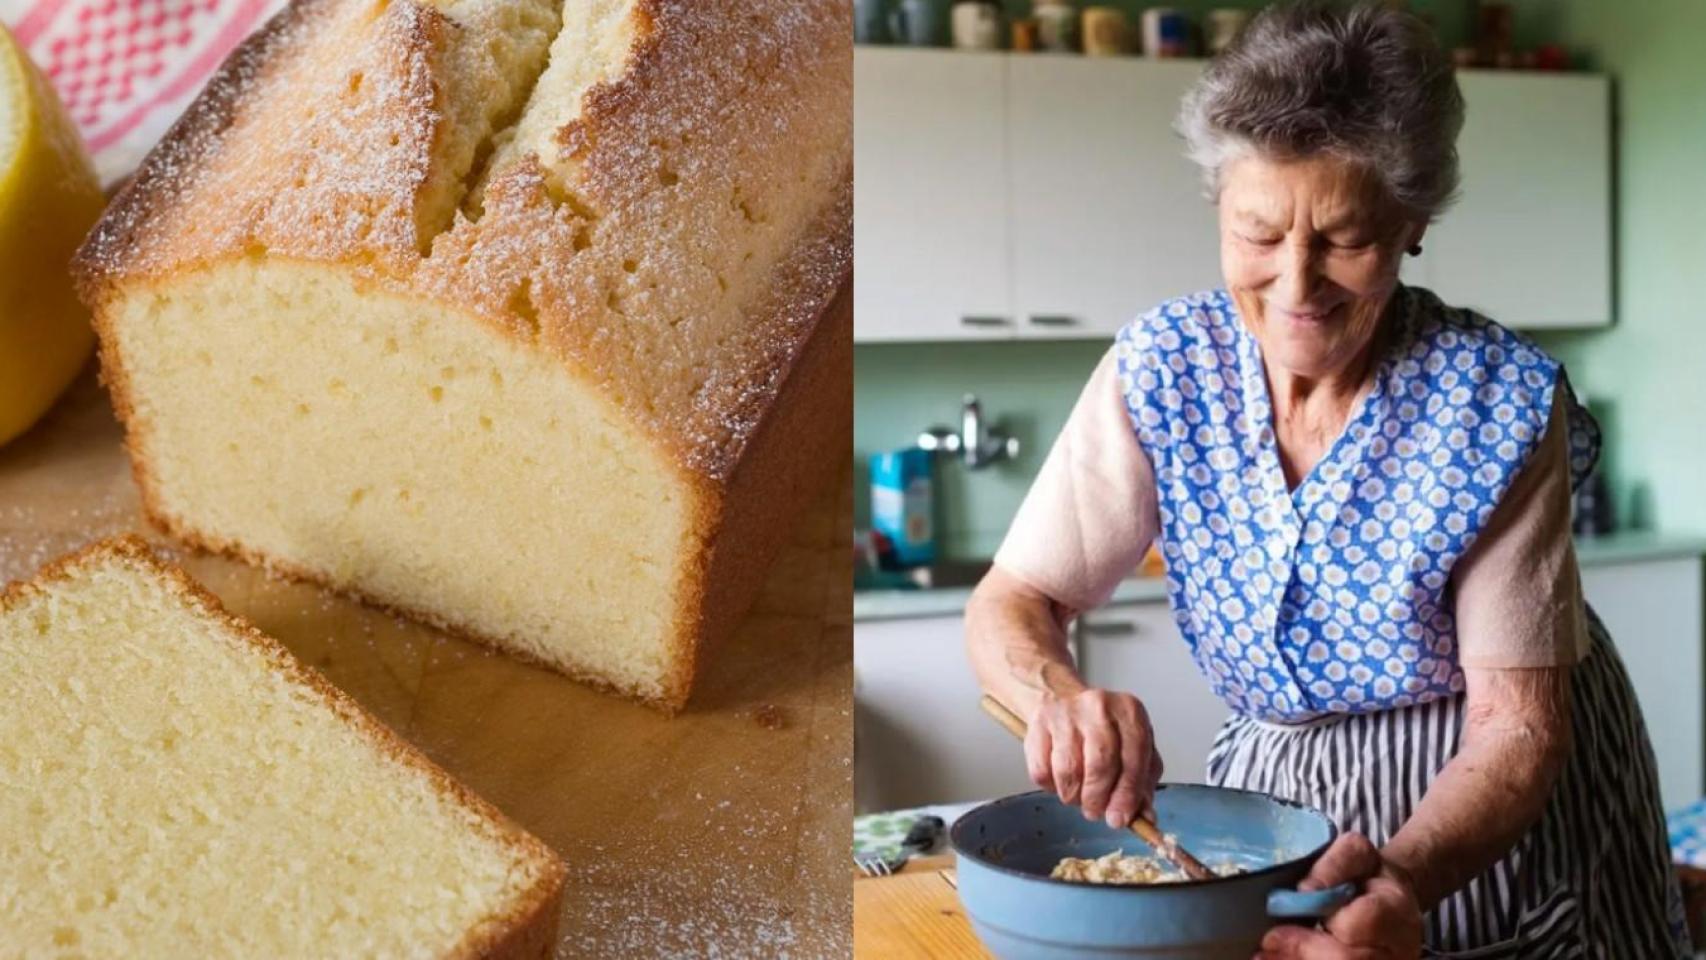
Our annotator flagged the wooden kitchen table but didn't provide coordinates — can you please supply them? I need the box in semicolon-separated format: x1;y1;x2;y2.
0;370;854;957
853;858;990;959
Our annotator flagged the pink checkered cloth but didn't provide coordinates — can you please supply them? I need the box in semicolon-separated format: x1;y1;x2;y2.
0;0;287;185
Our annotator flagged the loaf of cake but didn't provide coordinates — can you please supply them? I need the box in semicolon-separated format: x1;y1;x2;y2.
72;0;852;709
0;537;565;956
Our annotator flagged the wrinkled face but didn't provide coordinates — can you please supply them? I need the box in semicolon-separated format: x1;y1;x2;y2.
1219;152;1424;382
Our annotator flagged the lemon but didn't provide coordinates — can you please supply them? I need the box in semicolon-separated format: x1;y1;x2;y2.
0;24;104;448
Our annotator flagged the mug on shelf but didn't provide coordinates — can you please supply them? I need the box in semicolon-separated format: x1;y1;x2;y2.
1082;6;1130;56
855;0;890;43
951;0;1004;50
1035;0;1079;52
889;0;953;46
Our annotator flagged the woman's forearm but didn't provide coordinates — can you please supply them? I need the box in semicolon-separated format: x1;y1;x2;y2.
1381;666;1572;909
965;567;1086;719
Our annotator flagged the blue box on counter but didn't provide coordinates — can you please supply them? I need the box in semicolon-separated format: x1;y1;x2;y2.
869;449;935;568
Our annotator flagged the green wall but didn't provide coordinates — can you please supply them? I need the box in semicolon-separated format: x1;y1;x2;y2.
854;340;1106;558
1526;0;1706;534
855;0;1706;559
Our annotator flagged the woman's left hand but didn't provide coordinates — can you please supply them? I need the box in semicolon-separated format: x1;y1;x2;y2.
1256;833;1423;960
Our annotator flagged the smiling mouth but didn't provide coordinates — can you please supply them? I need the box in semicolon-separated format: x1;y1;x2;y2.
1272;305;1341;324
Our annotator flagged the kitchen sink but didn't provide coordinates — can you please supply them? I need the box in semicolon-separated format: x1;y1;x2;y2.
910;558;994;589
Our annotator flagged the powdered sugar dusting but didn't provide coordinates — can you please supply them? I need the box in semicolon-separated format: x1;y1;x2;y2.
558;866;806;958
545;697;852;957
75;0;852;483
71;0;326;293
0;496;139;586
0;374;147;585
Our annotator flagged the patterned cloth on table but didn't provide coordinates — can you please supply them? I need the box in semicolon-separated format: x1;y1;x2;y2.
0;0;288;185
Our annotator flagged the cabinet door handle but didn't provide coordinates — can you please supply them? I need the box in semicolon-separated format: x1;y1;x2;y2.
1028;314;1079;328
960;315;1011;328
1080;619;1139;637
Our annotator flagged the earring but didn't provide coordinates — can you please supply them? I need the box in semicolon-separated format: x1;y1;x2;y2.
1408;244;1423;256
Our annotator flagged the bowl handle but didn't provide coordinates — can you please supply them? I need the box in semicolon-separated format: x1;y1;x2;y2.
1266;882;1358;919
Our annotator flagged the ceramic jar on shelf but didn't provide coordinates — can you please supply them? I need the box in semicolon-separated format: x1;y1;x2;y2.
951;0;1004;50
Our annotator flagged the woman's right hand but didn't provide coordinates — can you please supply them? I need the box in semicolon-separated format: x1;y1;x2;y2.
1025;683;1162;829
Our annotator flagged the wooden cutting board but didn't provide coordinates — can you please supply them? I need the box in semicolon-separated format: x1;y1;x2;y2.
0;370;853;957
853;861;990;959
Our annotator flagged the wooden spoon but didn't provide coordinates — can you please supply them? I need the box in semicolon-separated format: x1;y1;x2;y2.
979;694;1217;882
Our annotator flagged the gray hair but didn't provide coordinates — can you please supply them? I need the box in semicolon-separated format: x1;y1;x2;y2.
1177;1;1465;221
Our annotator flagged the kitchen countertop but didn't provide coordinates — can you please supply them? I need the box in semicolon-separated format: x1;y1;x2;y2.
855;531;1706;623
0;371;853;957
855;573;1170;623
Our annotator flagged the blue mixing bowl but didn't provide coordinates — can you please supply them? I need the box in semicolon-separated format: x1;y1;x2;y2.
950;784;1356;959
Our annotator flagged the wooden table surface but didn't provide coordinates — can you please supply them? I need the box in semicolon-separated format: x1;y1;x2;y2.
853;859;990;959
0;370;854;958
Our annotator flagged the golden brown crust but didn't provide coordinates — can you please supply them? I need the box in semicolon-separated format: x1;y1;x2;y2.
72;0;853;481
663;278;852;703
71;0;330;300
1;536;568;954
468;891;560;960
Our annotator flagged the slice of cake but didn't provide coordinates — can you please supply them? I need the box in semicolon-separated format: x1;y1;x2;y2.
72;0;852;709
0;537;565;956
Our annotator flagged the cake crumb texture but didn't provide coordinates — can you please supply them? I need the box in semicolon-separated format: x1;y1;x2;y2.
0;536;564;957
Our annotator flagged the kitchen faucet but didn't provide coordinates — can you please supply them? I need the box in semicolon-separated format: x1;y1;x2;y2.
917;394;1020;470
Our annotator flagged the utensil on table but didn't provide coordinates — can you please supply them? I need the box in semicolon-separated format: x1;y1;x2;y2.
855;852;900;877
978;694;1217;881
902;814;946;854
853;813;948;878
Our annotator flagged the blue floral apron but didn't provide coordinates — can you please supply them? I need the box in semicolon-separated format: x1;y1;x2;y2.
1114;285;1683;955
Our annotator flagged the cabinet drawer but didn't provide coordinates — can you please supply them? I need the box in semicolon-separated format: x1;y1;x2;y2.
854;615;1039;809
854;48;1013;342
853;49;1611;341
1581;557;1704;811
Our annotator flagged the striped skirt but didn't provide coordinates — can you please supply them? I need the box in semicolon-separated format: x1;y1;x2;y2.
1206;612;1689;957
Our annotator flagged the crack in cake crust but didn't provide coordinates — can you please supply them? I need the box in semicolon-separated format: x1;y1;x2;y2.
70;0;851;708
73;0;851;479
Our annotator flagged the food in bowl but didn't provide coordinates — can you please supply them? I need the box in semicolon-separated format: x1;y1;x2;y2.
1050;850;1245;885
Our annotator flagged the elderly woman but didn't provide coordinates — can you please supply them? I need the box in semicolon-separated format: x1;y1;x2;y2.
966;3;1685;956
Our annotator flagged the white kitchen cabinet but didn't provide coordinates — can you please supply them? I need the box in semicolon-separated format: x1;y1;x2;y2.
853;49;1613;342
854;614;1053;810
1006;57;1221;337
1581;554;1705;811
1075;602;1231;785
1413;71;1612;329
853;48;1014;342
